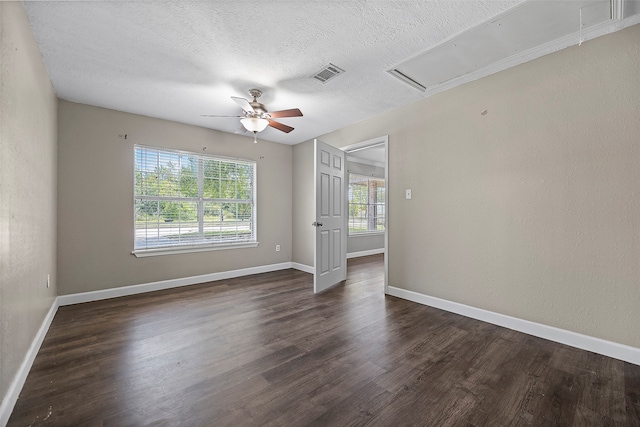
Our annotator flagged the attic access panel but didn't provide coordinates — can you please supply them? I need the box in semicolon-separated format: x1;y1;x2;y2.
389;0;612;91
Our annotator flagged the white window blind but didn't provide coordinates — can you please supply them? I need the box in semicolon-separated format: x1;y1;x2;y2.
134;145;256;253
348;173;385;234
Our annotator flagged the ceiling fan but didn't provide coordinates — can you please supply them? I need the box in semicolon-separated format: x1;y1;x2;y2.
201;89;303;142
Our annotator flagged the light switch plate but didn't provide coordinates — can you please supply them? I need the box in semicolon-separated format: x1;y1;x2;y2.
406;189;412;199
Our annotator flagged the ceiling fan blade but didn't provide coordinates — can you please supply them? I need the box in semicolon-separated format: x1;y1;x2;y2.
268;120;294;133
231;96;254;113
200;114;243;118
269;108;303;118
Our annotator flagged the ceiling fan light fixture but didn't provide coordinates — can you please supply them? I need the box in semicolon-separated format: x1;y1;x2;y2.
202;90;301;137
240;117;269;133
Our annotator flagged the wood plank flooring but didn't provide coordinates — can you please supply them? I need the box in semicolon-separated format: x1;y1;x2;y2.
9;255;640;426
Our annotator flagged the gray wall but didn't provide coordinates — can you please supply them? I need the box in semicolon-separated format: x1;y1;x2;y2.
57;101;293;295
0;1;58;405
347;161;384;177
348;233;384;255
316;24;640;349
347;161;385;254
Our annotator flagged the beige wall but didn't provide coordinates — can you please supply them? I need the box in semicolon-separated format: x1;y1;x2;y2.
0;1;58;403
57;101;292;295
291;140;314;267
317;24;640;348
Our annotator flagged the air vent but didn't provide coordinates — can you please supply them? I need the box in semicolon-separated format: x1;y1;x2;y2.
311;63;345;83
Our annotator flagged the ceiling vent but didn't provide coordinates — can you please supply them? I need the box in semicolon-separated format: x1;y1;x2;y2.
311;63;345;84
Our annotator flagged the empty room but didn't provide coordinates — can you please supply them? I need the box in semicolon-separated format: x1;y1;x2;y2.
1;0;639;425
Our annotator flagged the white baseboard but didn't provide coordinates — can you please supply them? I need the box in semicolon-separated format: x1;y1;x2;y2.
58;262;294;306
387;286;640;366
291;262;314;274
347;249;385;259
1;298;59;427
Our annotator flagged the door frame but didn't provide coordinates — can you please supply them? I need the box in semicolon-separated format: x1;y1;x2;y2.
341;135;389;294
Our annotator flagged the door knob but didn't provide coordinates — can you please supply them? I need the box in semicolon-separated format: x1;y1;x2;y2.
312;222;323;227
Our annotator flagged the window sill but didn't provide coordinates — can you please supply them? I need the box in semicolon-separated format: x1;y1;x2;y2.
132;242;259;258
348;232;385;237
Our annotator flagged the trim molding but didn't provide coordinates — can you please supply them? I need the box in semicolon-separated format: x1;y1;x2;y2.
1;298;59;427
58;262;293;306
347;249;385;259
387;286;640;366
291;262;314;274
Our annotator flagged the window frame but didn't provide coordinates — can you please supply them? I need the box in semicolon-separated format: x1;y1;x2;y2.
348;173;385;236
132;144;258;257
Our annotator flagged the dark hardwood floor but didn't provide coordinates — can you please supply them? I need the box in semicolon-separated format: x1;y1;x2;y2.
9;254;640;426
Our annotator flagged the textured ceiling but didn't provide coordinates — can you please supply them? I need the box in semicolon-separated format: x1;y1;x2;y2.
23;0;524;145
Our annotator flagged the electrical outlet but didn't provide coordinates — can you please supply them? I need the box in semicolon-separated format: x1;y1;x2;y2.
47;274;50;288
276;245;281;252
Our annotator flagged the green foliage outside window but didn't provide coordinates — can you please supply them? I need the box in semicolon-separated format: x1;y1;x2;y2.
134;145;256;250
348;174;385;234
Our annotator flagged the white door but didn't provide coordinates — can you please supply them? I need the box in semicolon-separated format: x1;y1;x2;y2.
314;139;347;293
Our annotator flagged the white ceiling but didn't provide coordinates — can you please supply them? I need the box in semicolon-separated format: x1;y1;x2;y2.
40;0;640;146
22;1;640;145
22;0;529;145
348;145;386;167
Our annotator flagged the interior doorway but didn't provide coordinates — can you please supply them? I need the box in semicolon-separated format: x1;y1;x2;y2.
342;136;388;293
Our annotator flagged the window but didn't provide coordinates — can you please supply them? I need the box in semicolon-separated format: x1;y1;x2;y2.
348;173;385;234
134;145;256;254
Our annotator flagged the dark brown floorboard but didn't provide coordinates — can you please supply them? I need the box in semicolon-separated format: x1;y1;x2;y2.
8;254;640;426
